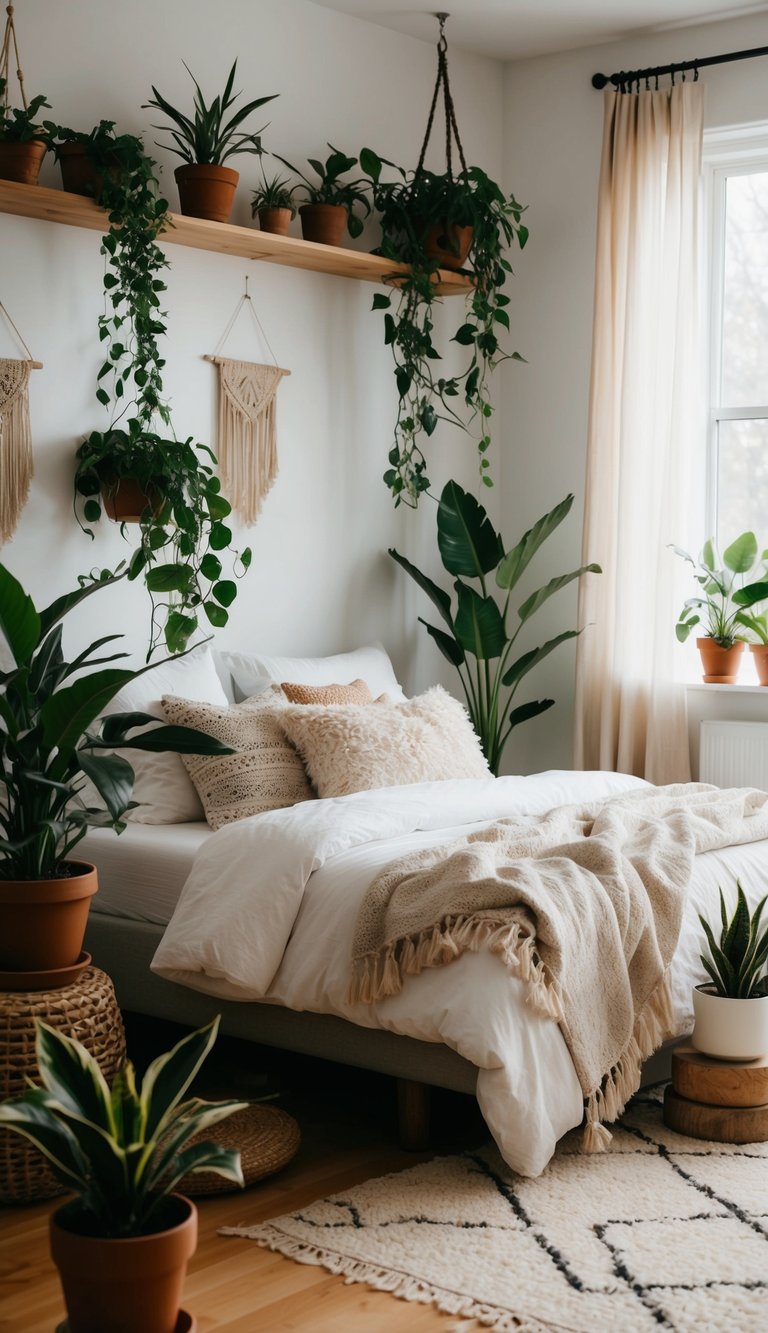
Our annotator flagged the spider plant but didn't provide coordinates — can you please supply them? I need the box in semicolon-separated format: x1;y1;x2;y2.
145;60;277;165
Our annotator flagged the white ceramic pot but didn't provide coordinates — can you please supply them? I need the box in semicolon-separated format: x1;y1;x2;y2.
691;986;768;1061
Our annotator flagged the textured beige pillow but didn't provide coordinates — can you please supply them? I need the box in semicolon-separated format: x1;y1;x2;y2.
161;691;314;830
280;678;373;706
277;685;491;798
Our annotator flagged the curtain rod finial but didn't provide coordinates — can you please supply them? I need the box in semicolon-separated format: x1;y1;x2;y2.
592;72;610;89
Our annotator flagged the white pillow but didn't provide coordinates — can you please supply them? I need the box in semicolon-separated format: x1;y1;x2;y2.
277;685;491;798
104;645;229;823
219;642;406;703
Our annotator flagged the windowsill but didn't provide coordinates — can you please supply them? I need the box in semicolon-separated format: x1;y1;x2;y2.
685;682;768;694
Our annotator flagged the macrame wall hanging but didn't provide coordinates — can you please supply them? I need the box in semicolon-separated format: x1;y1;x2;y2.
0;299;42;546
204;276;290;526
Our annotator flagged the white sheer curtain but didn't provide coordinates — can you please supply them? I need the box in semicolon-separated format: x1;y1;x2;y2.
574;83;704;784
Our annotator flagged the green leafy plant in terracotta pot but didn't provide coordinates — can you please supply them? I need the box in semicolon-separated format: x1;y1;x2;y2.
0;562;233;984
250;169;296;236
145;60;277;223
733;563;768;685
0;1015;244;1333
692;881;768;1060
672;532;767;683
360;150;528;507
273;144;371;245
390;482;600;774
0;75;50;184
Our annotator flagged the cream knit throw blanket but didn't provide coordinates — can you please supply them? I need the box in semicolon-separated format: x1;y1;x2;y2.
349;784;768;1149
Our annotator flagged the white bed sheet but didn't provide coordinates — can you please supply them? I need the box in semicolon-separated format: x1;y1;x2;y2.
81;822;211;925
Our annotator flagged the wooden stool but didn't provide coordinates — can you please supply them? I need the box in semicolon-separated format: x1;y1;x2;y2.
0;966;125;1204
663;1043;768;1143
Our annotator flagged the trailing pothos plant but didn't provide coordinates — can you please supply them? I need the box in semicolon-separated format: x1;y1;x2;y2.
361;150;528;506
390;481;600;774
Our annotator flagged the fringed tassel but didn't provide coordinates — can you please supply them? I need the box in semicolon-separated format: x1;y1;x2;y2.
0;360;33;546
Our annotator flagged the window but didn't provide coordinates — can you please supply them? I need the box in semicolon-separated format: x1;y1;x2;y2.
705;129;768;551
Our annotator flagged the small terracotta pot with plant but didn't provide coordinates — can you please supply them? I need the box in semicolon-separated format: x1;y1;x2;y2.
0;75;50;184
0;1015;246;1333
673;532;768;683
250;169;296;236
273;144;370;246
145;60;277;224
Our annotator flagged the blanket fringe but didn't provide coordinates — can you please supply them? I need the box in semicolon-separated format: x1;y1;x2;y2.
219;1222;551;1331
348;915;563;1023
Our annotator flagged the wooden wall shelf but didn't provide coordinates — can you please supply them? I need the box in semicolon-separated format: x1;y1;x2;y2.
0;180;473;297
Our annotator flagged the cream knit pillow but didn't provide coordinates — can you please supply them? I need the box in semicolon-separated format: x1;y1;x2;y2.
277;685;491;798
161;691;314;830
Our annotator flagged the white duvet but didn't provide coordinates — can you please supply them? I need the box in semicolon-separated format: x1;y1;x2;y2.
151;772;768;1176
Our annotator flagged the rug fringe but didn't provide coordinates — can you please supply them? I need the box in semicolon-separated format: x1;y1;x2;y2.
219;1222;549;1331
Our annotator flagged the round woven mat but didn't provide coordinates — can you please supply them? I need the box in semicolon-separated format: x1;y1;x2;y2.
179;1103;300;1196
0;967;125;1204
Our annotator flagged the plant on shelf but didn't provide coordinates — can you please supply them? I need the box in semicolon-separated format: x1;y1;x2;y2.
145;59;277;223
0;75;51;184
0;1015;244;1333
251;168;296;236
75;422;252;656
273;143;371;245
692;881;768;1060
390;481;600;774
672;532;768;683
0;561;233;980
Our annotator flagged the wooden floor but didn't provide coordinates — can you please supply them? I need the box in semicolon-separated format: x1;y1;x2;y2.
0;1016;485;1332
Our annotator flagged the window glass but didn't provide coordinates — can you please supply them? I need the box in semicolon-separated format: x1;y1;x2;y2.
721;171;768;405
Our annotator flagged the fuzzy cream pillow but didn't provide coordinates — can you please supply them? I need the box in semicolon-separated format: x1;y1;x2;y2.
161;690;314;830
280;678;373;706
277;685;490;798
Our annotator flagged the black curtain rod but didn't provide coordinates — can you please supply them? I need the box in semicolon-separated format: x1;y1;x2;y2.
592;42;768;90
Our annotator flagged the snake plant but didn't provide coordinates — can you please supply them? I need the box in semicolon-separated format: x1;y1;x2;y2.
699;882;768;999
0;1016;245;1236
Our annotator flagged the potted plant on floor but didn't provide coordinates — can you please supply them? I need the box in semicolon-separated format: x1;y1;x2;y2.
273;144;370;245
145;60;277;223
692;881;768;1060
251;169;296;236
0;75;50;184
0;1015;245;1333
389;482;600;773
672;533;766;683
0;562;233;984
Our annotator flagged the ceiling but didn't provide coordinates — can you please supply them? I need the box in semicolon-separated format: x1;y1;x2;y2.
308;1;768;62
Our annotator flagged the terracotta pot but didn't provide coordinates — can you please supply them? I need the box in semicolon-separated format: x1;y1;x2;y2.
692;985;768;1060
418;220;473;271
0;862;98;978
696;637;744;684
299;203;348;247
257;206;293;236
750;643;768;686
51;1194;198;1333
57;143;112;197
0;139;47;185
175;164;239;223
101;477;162;523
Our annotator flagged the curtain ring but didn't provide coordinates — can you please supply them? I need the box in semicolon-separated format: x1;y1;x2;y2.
694;64;700;82
671;68;676;85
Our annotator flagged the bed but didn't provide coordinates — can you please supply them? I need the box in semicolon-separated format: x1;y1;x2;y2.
81;768;768;1177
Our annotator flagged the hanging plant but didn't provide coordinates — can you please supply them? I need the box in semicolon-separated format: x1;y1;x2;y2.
46;119;250;656
359;17;528;507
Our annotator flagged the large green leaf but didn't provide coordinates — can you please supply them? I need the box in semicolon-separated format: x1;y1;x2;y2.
501;630;580;689
118;724;234;756
496;495;574;591
454;581;506;659
723;531;758;574
159;1141;243;1197
0;1092;88;1190
40;669;137;761
723;882;752;971
733;579;768;609
418;618;465;667
35;1022;115;1132
0;564;41;667
141;1017;220;1139
77;753;135;821
437;481;504;578
518;565;601;623
389;548;453;628
145;1097;247;1189
506;698;555;731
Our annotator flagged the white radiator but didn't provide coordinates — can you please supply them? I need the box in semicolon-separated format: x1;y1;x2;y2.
699;721;768;790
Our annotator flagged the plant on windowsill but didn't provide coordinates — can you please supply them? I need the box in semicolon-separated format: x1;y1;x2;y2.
0;562;233;983
250;169;297;236
0;1016;244;1333
733;566;768;686
0;76;51;184
145;59;277;223
691;880;768;1060
273;144;371;246
390;481;601;774
672;532;768;684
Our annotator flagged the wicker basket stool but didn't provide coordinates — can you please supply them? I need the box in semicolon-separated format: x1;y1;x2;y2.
179;1103;301;1196
0;966;125;1204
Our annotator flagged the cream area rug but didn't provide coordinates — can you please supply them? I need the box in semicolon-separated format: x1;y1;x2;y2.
221;1094;767;1332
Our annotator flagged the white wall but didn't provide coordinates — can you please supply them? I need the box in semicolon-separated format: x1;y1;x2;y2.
0;0;503;687
502;11;768;774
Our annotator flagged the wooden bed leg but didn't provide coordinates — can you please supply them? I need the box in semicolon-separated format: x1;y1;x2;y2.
396;1078;431;1151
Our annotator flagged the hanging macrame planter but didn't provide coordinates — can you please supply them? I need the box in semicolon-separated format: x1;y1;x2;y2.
0;299;42;545
205;276;290;526
411;12;472;271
